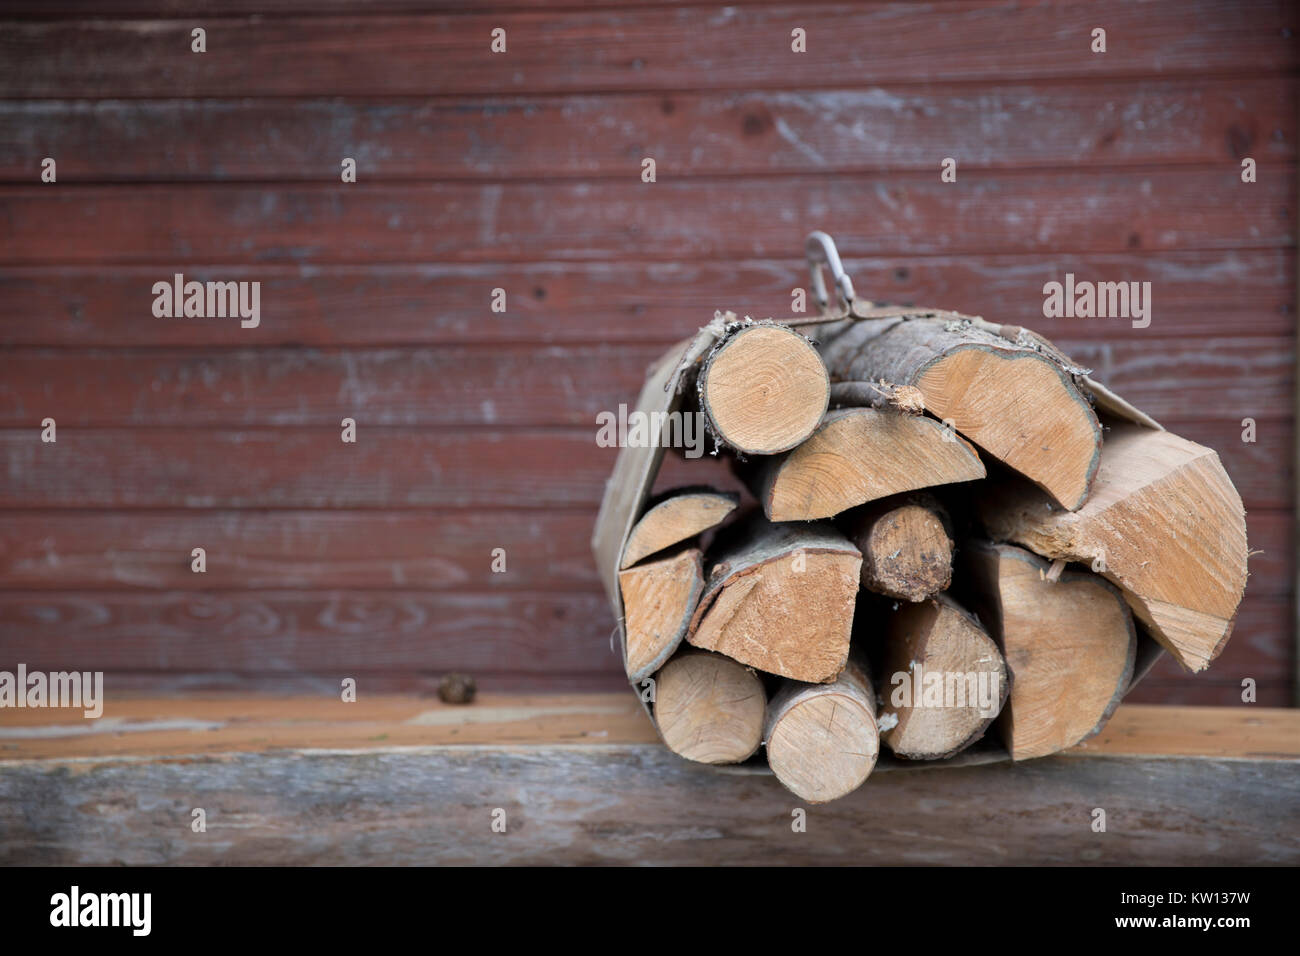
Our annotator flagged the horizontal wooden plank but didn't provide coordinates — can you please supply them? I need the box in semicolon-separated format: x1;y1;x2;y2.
3;339;1290;429
0;589;623;675
1125;680;1292;707
0;510;602;591
2;3;1294;98
2;251;1291;347
1;696;1295;761
0;426;1288;520
2;745;1296;864
1;171;1292;264
4;78;1292;182
0;584;1286;682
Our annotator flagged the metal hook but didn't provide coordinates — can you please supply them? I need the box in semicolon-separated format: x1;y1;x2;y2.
805;230;856;312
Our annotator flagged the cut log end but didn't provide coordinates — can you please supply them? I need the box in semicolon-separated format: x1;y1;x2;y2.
978;423;1247;673
749;407;985;522
699;323;830;455
915;346;1100;511
653;649;766;764
687;519;862;683
619;547;705;681
849;497;954;602
764;659;879;803
963;542;1136;761
878;595;1008;760
619;488;739;569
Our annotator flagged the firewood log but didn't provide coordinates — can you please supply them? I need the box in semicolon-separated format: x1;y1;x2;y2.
652;648;766;764
687;516;861;683
764;656;878;803
978;422;1248;673
962;541;1136;760
618;546;705;681
619;487;739;569
877;594;1008;760
819;313;1101;511
697;322;829;455
846;493;954;602
739;407;984;521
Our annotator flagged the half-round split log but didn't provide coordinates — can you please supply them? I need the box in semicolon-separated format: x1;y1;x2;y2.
742;407;985;521
847;494;954;602
877;594;1008;760
764;657;879;803
619;546;705;681
687;518;862;683
962;541;1136;760
820;315;1101;511
978;422;1248;673
619;487;739;569
698;323;829;455
653;649;766;764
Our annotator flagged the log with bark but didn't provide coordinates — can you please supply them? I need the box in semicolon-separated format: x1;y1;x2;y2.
739;406;985;521
876;594;1009;760
618;546;705;681
961;541;1136;760
977;422;1248;673
845;492;955;602
686;516;861;683
652;648;766;764
819;312;1101;511
764;656;879;803
697;321;830;455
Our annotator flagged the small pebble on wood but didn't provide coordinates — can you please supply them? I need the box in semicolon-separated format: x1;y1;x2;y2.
438;673;477;705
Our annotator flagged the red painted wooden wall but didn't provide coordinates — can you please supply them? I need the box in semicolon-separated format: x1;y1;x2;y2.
0;1;1294;704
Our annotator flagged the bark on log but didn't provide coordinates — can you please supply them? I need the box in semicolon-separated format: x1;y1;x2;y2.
697;322;830;455
962;541;1136;760
652;648;766;764
978;422;1248;673
618;546;705;681
687;516;861;682
877;594;1009;760
740;406;984;521
819;314;1101;510
764;656;879;803
846;493;954;601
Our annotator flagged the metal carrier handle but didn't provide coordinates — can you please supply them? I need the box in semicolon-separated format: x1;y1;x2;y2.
805;230;856;313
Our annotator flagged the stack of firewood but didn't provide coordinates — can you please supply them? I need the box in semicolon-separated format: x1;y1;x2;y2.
595;290;1248;804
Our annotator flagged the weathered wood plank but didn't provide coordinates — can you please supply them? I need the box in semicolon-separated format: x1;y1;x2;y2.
0;586;1285;679
1;697;1294;760
3;339;1290;429
0;428;1286;519
2;252;1290;347
1;172;1292;264
1125;679;1291;707
2;3;1293;98
0;589;623;676
0;745;1294;864
3;79;1291;181
0;510;601;590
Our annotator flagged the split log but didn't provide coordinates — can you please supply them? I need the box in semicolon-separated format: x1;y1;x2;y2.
764;656;879;803
687;517;861;683
740;406;984;521
618;546;705;681
978;422;1248;673
652;649;766;764
697;322;829;455
820;314;1101;510
877;594;1008;760
619;487;739;569
847;494;954;602
962;541;1136;760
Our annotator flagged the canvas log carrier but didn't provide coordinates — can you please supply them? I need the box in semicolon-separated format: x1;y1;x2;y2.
592;232;1249;803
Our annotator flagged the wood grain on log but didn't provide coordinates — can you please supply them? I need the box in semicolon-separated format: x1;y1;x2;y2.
652;649;765;764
